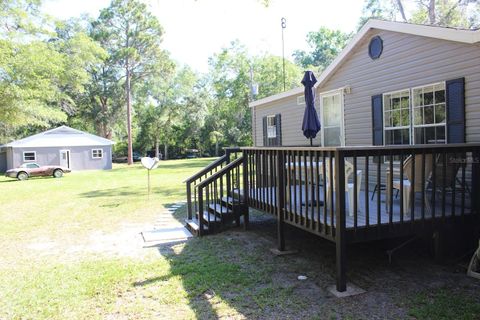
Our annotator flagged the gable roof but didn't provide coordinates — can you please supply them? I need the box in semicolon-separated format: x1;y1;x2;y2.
250;19;480;108
2;126;115;148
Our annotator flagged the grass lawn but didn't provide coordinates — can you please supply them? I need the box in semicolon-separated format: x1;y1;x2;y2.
0;158;479;319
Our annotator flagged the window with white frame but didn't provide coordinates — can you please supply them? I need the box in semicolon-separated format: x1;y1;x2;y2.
92;149;103;159
383;89;411;145
23;151;36;162
266;115;277;138
412;82;446;144
321;90;344;146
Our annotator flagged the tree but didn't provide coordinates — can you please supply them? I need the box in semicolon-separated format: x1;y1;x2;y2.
0;1;103;143
94;0;168;164
205;41;301;153
359;0;480;29
293;27;351;72
136;65;199;159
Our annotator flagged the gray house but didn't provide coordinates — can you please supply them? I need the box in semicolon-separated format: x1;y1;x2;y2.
0;126;114;172
250;19;480;147
183;20;480;293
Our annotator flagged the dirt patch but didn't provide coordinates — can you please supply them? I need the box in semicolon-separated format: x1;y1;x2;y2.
19;206;188;263
186;210;480;319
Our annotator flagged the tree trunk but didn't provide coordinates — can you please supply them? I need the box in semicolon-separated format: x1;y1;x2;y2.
215;139;219;157
396;0;407;22
155;139;160;159
164;144;168;160
428;0;436;25
126;62;133;165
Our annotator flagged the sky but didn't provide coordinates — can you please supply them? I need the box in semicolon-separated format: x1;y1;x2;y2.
42;0;365;73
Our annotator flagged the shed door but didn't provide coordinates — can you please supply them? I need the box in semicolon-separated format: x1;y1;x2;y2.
59;150;71;169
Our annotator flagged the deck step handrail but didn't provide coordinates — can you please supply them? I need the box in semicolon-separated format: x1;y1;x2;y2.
183;155;227;184
196;155;246;236
197;157;244;188
185;148;242;221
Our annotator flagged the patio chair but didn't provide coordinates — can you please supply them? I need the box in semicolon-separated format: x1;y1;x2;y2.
386;154;433;216
325;160;363;217
429;153;471;198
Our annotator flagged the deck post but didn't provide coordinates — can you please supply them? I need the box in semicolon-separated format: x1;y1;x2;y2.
225;149;232;197
198;187;204;236
242;150;250;230
276;150;286;251
186;182;192;220
334;150;347;292
472;150;480;215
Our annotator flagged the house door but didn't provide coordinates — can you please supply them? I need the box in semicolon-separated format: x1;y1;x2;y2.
59;150;71;169
320;90;345;146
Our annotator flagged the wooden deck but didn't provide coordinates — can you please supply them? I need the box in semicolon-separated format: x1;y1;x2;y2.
246;185;473;229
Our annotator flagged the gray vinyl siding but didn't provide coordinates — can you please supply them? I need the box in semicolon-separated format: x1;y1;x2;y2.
6;147;13;170
254;94;322;146
252;29;480;146
0;151;6;173
9;146;112;171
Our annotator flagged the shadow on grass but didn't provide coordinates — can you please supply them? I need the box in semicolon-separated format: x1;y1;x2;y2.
78;185;184;199
0;179;18;183
133;206;480;319
79;187;145;198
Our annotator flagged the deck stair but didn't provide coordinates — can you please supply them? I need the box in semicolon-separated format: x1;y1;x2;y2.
184;148;248;236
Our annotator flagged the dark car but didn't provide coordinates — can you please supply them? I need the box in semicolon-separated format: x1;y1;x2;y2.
5;163;71;181
113;152;142;163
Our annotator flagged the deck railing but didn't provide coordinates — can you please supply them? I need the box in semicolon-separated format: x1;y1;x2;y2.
243;144;480;292
196;156;246;235
184;147;241;220
243;144;480;239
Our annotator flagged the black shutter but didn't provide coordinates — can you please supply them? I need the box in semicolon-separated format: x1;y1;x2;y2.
371;94;384;145
275;113;282;146
446;77;465;143
262;116;268;146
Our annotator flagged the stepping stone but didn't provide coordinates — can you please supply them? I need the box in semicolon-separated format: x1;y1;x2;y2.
141;227;193;243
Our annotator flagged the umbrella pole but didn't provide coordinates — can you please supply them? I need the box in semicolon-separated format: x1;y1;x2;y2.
310;137;313;146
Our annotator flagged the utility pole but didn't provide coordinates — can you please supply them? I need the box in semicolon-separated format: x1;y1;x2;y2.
281;17;286;91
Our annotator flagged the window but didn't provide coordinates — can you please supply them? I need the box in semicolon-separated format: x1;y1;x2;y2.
412;82;446;144
92;149;103;159
383;90;411;145
297;95;306;105
266;115;277;138
26;163;39;169
263;114;281;146
321;90;344;146
23;151;36;162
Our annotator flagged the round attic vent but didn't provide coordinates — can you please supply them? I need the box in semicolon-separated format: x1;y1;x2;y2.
368;36;383;60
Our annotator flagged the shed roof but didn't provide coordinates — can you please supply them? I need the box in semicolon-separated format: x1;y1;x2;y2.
2;126;115;148
249;19;480;108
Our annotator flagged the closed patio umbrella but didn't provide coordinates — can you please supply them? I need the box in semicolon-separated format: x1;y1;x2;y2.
301;70;321;146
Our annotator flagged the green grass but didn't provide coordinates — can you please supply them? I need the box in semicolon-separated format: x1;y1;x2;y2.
0;158;311;319
2;158;478;319
409;288;480;320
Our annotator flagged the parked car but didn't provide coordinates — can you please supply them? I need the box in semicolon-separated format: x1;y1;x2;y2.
113;152;142;163
5;163;71;181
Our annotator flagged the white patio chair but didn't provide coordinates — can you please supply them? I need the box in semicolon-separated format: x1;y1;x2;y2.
325;160;363;217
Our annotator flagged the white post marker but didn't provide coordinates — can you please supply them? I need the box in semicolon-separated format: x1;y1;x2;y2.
141;157;160;198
